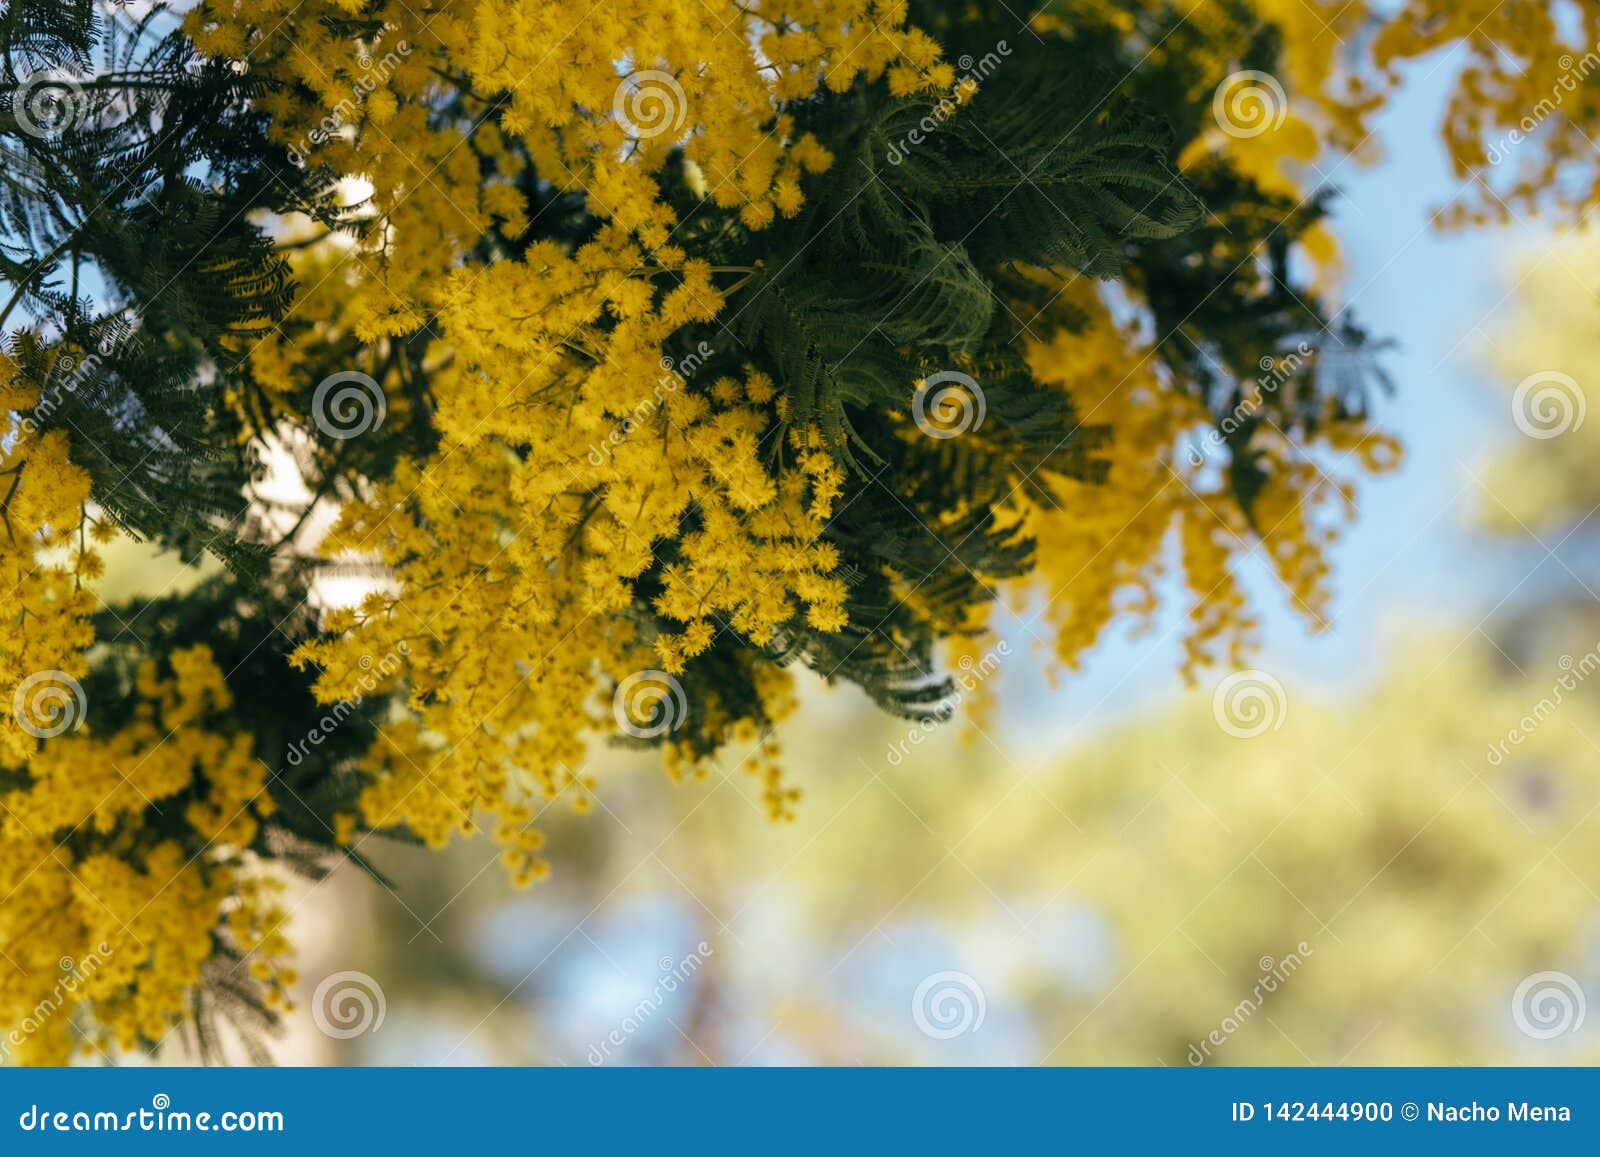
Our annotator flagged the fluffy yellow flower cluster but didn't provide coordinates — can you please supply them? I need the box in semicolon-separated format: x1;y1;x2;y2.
0;360;97;771
1120;0;1600;226
180;0;1408;888
1015;286;1399;676
0;646;290;1063
1368;0;1600;224
184;0;940;338
291;397;844;877
182;0;932;876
